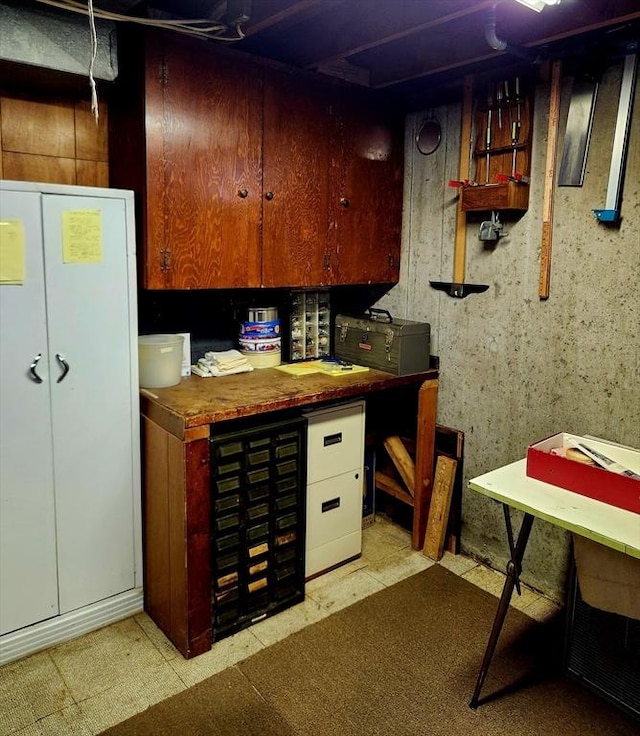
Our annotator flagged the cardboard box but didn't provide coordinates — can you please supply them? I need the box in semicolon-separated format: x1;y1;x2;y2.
526;433;640;514
573;535;640;620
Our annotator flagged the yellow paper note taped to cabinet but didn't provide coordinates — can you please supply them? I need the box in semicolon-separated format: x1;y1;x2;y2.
62;210;103;263
0;219;25;284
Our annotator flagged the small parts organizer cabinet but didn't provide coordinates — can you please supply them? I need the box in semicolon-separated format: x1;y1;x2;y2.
290;290;331;361
209;416;306;640
305;401;366;578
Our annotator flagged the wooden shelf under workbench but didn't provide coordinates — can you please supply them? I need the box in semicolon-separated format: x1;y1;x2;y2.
140;366;438;658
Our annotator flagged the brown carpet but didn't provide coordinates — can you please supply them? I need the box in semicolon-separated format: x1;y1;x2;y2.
101;565;638;736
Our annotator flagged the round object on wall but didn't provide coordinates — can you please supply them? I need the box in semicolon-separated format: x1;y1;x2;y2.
416;117;441;155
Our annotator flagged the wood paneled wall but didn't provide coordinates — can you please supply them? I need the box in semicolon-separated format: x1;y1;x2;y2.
0;93;108;186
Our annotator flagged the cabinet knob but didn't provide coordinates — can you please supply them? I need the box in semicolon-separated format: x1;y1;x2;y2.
265;191;274;201
238;188;249;198
340;198;350;208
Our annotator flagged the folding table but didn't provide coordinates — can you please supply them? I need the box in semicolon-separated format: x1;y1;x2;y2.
467;458;640;709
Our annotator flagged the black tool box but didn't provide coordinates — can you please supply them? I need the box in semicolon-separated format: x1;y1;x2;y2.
334;308;431;376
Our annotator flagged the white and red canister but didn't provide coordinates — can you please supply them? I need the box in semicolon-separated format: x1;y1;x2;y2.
239;307;281;368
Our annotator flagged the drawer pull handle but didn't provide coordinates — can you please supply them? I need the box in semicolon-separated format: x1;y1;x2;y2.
322;497;341;513
324;432;342;446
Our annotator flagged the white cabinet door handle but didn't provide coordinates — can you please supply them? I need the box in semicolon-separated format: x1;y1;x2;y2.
56;353;70;383
30;353;44;383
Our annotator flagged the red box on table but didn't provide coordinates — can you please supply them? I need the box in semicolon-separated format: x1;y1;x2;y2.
526;433;640;515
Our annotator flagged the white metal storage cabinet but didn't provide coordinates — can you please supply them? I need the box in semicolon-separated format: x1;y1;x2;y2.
305;400;365;578
0;181;142;664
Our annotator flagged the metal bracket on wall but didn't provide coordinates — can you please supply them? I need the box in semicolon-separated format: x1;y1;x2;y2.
593;48;638;224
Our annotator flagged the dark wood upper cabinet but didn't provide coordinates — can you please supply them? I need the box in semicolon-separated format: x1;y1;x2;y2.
262;75;403;287
111;32;263;289
261;69;332;288
330;88;404;285
110;31;403;290
153;36;263;289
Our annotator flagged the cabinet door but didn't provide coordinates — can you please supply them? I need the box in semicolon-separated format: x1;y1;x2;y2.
145;35;263;289
330;89;404;285
262;70;332;287
42;194;137;613
0;189;59;635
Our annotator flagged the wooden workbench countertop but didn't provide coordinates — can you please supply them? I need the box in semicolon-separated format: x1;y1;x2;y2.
140;366;438;441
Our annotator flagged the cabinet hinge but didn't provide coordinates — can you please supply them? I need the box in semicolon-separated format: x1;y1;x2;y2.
160;249;171;272
323;253;331;271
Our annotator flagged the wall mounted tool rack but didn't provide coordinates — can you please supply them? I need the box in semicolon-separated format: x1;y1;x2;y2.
460;76;534;213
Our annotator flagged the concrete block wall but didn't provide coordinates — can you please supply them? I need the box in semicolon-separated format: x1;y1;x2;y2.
378;62;640;601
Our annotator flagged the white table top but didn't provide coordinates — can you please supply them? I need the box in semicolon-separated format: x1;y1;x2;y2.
469;459;640;558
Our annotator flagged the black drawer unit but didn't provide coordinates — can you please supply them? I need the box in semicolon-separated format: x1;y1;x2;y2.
210;415;307;640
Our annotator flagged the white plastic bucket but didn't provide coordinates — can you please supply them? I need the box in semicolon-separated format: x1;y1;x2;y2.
138;334;185;388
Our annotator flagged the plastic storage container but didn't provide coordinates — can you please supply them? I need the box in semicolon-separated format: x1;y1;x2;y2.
138;334;185;388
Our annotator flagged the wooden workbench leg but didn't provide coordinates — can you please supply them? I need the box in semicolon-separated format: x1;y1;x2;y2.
143;419;212;659
183;437;213;658
412;378;439;550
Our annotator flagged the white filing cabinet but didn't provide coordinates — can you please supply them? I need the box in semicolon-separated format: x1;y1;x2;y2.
305;400;365;578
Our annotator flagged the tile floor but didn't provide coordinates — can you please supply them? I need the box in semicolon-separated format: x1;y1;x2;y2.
0;515;561;736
